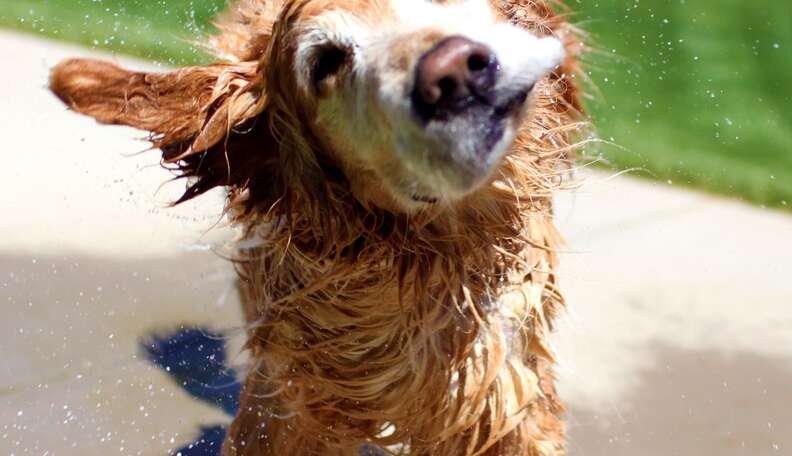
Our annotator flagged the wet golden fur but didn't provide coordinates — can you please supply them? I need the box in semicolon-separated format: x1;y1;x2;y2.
50;0;587;454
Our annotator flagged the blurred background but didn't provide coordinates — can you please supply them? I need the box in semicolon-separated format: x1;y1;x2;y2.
4;0;791;207
1;1;790;455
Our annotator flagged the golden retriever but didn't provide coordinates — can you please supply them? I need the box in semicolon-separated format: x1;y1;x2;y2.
50;0;586;454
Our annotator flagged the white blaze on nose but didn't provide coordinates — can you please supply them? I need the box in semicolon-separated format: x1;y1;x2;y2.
481;27;566;91
534;37;566;73
391;0;497;33
386;0;565;91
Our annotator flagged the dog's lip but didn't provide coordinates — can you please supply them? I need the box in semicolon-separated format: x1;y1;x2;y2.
411;193;439;204
493;86;532;118
403;86;534;203
469;86;533;162
412;85;532;125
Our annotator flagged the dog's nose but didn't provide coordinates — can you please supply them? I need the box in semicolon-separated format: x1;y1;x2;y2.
413;36;498;119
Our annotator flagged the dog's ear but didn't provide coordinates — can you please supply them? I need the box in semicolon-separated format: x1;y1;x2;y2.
50;58;265;151
50;58;278;206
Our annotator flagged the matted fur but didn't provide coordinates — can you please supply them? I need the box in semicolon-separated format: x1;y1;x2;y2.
50;0;587;454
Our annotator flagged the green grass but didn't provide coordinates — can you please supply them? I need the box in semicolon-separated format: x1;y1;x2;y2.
576;0;792;209
0;0;224;65
3;0;791;209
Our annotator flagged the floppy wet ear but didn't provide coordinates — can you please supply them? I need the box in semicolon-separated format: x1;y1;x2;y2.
50;58;265;152
50;58;279;206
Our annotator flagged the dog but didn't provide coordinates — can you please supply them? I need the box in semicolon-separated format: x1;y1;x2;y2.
50;0;586;454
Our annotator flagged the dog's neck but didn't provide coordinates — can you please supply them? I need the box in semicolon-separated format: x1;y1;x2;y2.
229;158;567;451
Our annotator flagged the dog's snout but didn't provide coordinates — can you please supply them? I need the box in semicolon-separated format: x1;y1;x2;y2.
413;36;498;120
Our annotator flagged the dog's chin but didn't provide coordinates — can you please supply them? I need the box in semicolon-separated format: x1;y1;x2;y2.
403;90;530;205
399;131;514;206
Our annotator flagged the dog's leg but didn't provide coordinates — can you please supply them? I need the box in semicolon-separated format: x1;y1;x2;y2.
483;359;567;456
222;374;358;456
401;330;566;456
225;276;362;456
409;396;564;456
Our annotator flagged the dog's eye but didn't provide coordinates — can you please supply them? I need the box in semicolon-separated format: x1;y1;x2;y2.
312;45;349;89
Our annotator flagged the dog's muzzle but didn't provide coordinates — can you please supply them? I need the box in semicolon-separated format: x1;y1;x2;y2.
412;36;500;122
409;36;530;184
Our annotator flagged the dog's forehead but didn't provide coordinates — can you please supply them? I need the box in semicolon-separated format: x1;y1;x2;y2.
294;0;499;38
293;0;390;24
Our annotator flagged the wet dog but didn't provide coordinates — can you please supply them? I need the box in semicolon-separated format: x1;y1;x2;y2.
51;0;586;453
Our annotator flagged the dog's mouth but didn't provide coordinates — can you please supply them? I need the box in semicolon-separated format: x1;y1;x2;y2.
396;37;543;203
433;86;531;162
476;87;532;156
383;34;563;206
415;85;531;123
493;88;531;120
404;85;533;204
411;193;440;204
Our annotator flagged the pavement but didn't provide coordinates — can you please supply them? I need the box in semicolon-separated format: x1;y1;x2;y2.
1;30;791;455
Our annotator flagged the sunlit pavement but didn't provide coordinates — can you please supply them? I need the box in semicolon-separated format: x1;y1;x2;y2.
1;31;241;455
2;30;791;455
554;174;792;455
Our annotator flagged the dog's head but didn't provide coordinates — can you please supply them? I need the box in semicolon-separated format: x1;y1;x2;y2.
285;0;565;208
51;0;581;215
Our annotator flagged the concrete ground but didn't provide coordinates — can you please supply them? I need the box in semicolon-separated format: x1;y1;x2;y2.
2;30;791;455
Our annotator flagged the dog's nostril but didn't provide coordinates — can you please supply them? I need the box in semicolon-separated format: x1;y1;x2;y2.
437;77;458;100
467;52;490;73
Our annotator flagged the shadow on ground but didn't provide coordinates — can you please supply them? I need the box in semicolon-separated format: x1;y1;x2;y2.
567;343;792;455
4;253;792;455
1;252;241;455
